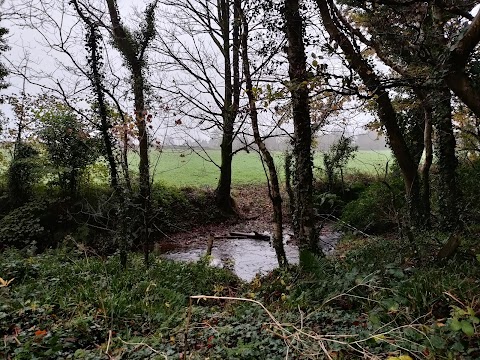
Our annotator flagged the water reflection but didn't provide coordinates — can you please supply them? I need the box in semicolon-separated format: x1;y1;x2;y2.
159;230;342;281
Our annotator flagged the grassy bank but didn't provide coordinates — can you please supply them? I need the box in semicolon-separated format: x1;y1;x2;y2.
2;233;479;359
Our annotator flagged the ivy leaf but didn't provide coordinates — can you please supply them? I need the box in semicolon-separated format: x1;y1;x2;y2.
429;335;446;349
450;318;462;331
451;342;464;352
461;320;474;336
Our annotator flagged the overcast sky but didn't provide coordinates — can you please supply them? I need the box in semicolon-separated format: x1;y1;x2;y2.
2;1;477;147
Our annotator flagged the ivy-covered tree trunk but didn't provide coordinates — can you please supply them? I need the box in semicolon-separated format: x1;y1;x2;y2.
81;18;119;190
105;0;157;266
0;18;7;90
133;68;152;266
420;94;434;228
284;0;320;255
71;0;132;267
433;87;458;231
284;152;296;221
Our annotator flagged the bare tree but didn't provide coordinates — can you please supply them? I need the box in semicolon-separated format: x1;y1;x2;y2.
155;0;241;214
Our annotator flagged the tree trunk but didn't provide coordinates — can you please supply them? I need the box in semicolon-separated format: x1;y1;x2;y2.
215;0;239;215
121;127;133;193
216;126;235;214
133;68;152;266
105;0;155;266
284;0;320;255
443;10;480;118
240;5;288;267
316;0;422;224
445;71;480;119
82;22;119;190
82;17;129;267
432;87;458;231
285;151;295;220
420;95;433;228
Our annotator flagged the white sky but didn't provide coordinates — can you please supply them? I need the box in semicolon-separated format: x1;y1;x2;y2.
1;1;478;146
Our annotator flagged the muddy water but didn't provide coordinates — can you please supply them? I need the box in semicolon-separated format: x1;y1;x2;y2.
158;228;342;282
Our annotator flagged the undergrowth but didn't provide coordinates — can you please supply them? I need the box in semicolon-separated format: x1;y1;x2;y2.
1;233;479;359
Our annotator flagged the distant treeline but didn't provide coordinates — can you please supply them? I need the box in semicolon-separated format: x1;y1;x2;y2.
165;130;387;152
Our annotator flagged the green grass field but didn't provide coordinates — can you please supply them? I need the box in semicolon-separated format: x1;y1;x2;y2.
129;149;392;187
0;146;392;187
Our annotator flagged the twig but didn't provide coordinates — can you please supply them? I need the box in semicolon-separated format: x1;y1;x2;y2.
318;214;371;238
184;297;193;354
117;338;168;359
105;329;112;355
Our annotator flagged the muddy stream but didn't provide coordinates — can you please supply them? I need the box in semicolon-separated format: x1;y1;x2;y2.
155;225;342;282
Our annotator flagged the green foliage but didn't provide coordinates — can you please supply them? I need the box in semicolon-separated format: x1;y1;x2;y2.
449;306;479;337
313;191;345;216
7;143;41;206
38;109;102;195
1;231;479;359
313;171;375;218
341;177;404;233
248;234;480;359
457;160;480;222
322;135;358;190
0;249;238;359
151;183;222;234
0;199;56;250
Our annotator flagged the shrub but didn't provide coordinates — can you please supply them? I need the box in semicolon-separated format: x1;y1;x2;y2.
7;143;41;206
313;191;345;217
322;135;358;191
0;199;56;250
38;109;102;196
457;160;480;222
314;171;376;217
341;177;404;233
150;184;221;235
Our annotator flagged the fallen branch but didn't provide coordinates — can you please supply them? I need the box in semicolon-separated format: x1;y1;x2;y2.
214;231;270;241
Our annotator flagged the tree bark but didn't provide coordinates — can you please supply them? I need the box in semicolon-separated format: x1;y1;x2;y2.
443;10;480;118
445;71;480;119
133;68;152;265
105;0;155;266
284;0;320;255
215;0;240;215
284;151;295;221
432;87;458;231
419;93;433;228
240;5;288;267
